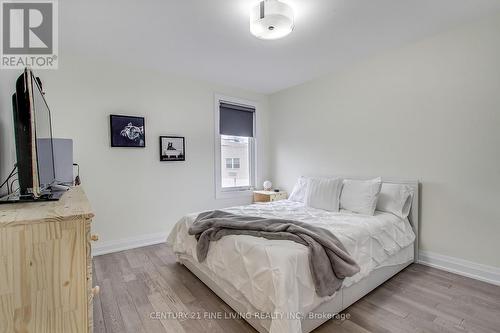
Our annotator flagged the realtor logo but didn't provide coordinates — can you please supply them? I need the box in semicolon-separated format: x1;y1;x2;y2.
1;0;58;69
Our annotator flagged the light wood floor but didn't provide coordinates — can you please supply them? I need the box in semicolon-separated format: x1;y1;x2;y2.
93;244;500;333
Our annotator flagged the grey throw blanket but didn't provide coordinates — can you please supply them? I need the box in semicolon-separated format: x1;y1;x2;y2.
188;210;360;297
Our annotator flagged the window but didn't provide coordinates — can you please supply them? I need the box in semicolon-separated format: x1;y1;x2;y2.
215;95;256;198
222;138;248;187
225;158;241;169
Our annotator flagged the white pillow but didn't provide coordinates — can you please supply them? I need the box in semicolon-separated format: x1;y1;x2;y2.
288;177;308;202
376;183;414;219
304;177;343;212
340;177;382;215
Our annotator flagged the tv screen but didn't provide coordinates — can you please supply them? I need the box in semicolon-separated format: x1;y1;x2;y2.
11;68;57;199
32;74;56;190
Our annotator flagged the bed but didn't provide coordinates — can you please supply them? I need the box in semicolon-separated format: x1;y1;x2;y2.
167;178;419;333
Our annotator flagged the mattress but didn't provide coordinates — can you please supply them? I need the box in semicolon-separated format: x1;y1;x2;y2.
167;200;415;333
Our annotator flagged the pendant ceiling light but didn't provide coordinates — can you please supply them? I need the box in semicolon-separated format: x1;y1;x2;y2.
250;0;294;40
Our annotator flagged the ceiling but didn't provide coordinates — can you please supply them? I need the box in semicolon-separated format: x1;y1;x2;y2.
62;0;500;94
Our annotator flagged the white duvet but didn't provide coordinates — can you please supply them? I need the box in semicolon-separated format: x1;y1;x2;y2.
167;200;415;333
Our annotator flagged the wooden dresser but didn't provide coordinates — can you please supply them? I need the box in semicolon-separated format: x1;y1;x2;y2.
0;187;97;333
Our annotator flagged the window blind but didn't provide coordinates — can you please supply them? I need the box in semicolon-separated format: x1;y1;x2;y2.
219;102;255;137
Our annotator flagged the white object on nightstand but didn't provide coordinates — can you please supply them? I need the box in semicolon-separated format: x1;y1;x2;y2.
263;180;272;191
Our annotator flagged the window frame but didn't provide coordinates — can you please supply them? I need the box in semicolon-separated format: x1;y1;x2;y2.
214;94;257;199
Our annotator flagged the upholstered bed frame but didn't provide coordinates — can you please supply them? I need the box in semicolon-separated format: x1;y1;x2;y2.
177;178;420;333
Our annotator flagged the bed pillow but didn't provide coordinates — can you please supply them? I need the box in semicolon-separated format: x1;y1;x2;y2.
376;183;414;219
340;177;382;215
288;177;308;202
304;177;343;212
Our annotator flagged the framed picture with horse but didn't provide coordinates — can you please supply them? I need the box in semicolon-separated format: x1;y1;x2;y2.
159;136;185;161
110;115;146;148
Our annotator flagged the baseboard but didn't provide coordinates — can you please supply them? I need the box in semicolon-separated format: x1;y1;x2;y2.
419;250;500;286
92;232;167;256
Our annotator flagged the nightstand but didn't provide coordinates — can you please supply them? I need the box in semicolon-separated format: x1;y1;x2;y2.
253;190;288;203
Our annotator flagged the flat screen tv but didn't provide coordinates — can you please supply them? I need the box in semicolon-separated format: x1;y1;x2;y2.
10;68;62;201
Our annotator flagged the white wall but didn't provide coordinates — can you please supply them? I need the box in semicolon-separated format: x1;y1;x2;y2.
0;55;269;248
269;14;500;268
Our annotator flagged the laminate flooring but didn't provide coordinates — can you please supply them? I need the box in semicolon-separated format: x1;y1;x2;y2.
93;243;500;333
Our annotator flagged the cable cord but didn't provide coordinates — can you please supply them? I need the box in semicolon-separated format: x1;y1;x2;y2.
9;177;19;194
0;164;17;190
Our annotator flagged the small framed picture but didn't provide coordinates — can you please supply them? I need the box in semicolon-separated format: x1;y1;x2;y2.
110;115;145;147
160;136;185;161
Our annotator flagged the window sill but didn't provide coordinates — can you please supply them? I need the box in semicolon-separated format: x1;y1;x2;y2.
216;188;254;200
